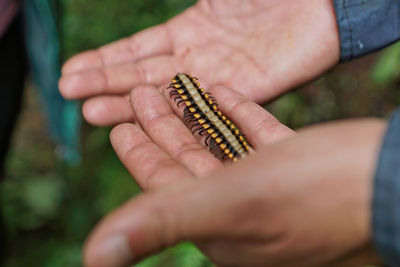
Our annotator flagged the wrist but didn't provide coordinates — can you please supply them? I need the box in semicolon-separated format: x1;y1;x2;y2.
311;0;341;64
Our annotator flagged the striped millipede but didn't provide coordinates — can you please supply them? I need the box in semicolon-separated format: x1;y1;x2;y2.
168;73;251;162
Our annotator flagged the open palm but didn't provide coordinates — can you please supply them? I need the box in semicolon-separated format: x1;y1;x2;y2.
110;82;294;188
59;0;339;126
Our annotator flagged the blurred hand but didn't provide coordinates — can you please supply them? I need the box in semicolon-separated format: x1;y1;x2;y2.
84;81;386;266
59;0;339;126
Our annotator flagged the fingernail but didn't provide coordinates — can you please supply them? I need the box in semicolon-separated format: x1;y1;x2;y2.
99;234;134;267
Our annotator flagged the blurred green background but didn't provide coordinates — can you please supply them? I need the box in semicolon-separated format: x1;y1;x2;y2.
1;0;400;266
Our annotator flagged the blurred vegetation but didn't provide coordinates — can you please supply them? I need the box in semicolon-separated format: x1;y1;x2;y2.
1;0;400;266
268;42;400;127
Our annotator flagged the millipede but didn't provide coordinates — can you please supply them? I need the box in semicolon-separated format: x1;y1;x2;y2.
168;73;251;162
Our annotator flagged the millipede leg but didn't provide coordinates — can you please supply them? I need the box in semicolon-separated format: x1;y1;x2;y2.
209;138;217;151
184;117;196;124
176;99;186;106
183;115;194;121
183;107;191;117
174;96;182;103
190;123;200;130
204;134;212;145
192;126;203;134
198;129;207;136
215;149;226;161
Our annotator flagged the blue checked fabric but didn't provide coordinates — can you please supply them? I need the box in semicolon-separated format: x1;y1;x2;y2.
333;0;400;61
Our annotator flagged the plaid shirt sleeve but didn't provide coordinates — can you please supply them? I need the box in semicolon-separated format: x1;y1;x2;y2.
373;108;400;266
333;0;400;61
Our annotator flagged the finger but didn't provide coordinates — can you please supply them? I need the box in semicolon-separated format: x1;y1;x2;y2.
130;85;223;177
161;81;295;149
83;175;237;267
110;123;193;189
209;85;295;148
62;24;173;74
82;95;134;126
84;151;280;267
59;55;179;99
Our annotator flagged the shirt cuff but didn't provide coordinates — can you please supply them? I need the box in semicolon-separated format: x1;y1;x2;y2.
373;108;400;266
333;0;400;61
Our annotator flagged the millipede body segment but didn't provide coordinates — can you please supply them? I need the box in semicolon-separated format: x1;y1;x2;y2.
168;73;250;162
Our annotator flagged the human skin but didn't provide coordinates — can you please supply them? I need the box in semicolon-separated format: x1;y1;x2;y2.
82;84;386;267
58;0;339;126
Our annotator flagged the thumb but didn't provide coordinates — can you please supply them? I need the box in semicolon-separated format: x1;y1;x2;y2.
83;177;235;267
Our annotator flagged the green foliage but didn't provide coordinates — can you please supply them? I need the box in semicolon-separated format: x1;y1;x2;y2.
60;0;196;59
137;243;212;267
1;172;64;231
371;42;400;86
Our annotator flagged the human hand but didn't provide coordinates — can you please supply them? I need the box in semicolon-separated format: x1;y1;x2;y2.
59;0;340;126
109;82;294;187
84;104;386;267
